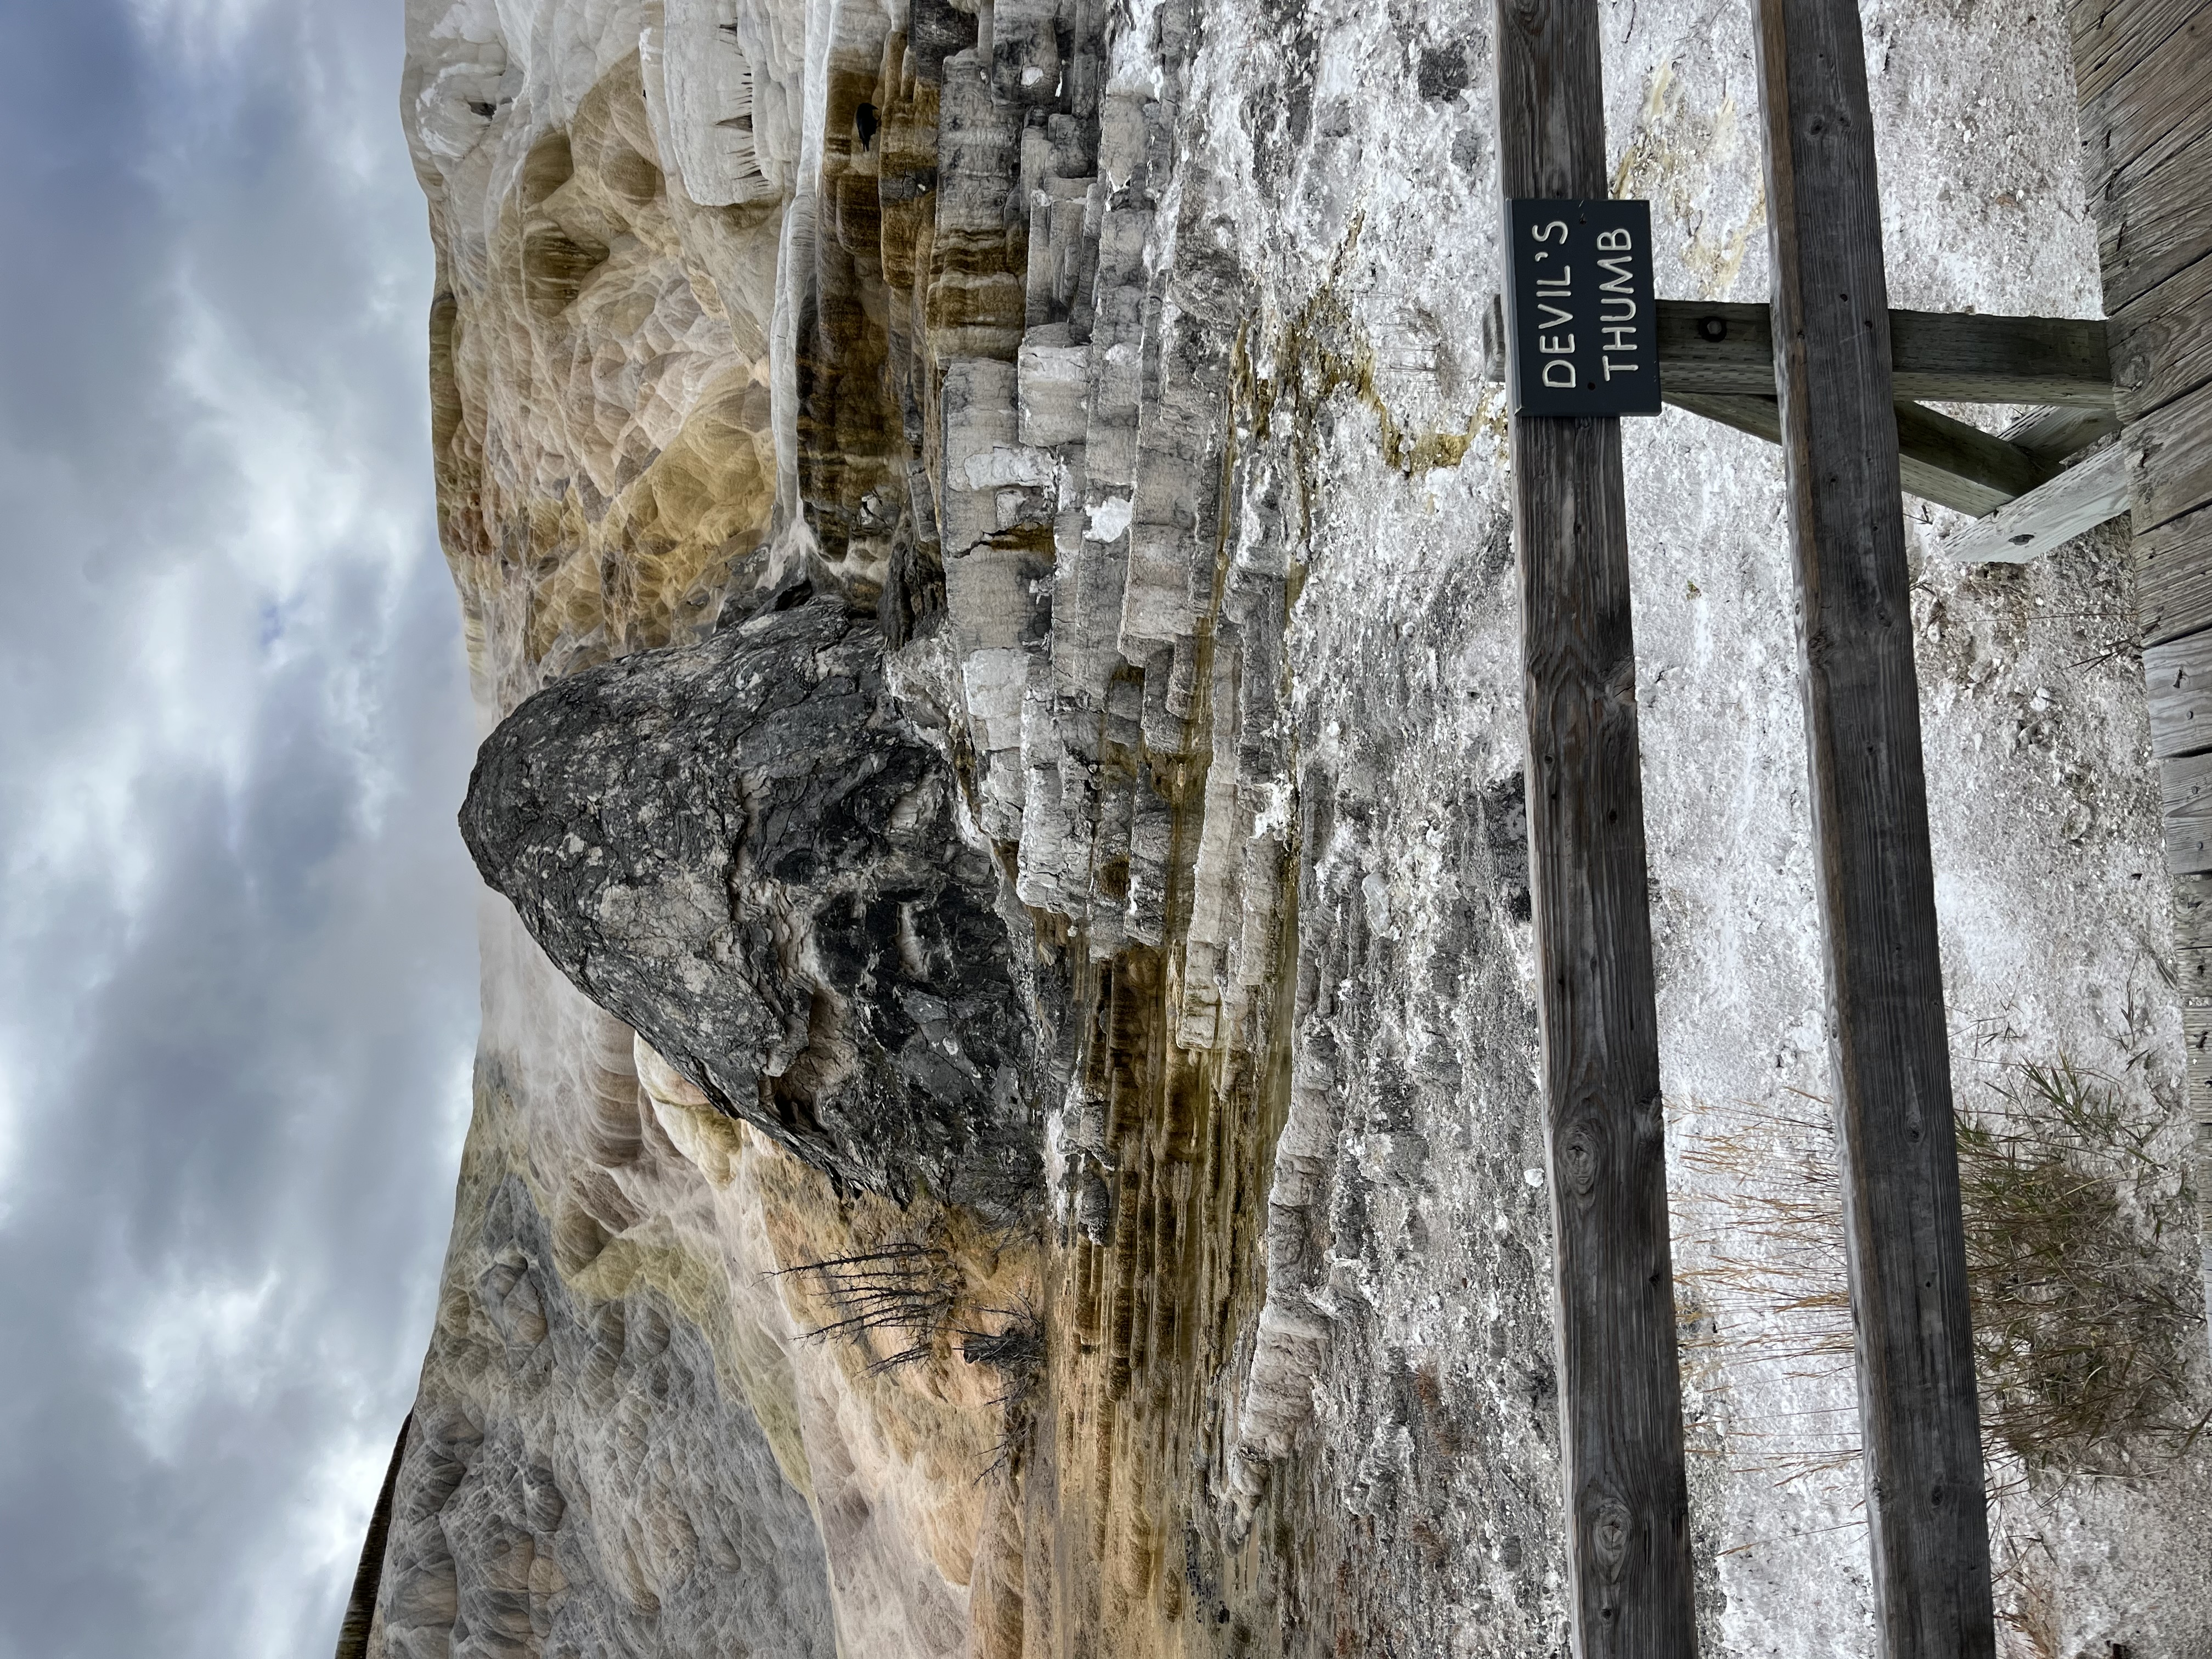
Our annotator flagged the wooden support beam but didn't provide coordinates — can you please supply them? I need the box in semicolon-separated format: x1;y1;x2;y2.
1894;400;2053;512
1660;391;2065;517
1937;442;2131;563
1492;2;1696;1655
2001;402;2122;466
1751;0;1998;1654
1654;300;2113;405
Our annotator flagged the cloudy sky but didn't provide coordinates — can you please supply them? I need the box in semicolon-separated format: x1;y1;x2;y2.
0;1;480;1654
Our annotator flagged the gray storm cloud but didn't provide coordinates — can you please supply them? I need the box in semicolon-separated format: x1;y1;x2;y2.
0;1;478;1655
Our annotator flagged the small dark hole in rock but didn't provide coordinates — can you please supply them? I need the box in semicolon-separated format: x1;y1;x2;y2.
2010;533;2035;545
855;102;878;150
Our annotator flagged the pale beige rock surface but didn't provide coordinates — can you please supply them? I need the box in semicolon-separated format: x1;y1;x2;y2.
370;0;2212;1653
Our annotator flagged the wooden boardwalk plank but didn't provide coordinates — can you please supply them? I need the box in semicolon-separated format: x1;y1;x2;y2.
1751;0;1998;1650
2095;121;2212;312
2143;623;2212;757
2137;500;2212;645
2069;0;2203;105
2171;875;2212;1252
1493;2;1697;1654
2111;250;2212;423
2079;0;2212;179
2129;374;2212;532
2073;0;2212;1350
2160;750;2212;871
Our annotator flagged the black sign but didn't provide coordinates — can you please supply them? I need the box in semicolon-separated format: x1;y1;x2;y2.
1505;199;1660;417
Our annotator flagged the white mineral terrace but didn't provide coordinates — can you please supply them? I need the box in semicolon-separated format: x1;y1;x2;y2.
361;0;2212;1653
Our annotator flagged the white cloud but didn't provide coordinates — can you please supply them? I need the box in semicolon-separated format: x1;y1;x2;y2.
0;2;473;1655
0;1055;20;1228
123;0;280;72
117;1267;282;1463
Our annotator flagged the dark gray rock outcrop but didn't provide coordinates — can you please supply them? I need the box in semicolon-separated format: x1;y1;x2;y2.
460;599;1040;1213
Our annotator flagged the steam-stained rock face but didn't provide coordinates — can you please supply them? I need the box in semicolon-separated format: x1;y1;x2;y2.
375;1172;837;1659
459;596;1040;1214
385;0;2212;1653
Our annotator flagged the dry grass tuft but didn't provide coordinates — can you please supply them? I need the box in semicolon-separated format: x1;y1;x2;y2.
960;1300;1045;1481
775;1248;1048;1480
1673;1060;2206;1482
1956;1059;2205;1472
775;1242;962;1374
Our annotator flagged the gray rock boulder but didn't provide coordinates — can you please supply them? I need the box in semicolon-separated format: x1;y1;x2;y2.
460;597;1040;1214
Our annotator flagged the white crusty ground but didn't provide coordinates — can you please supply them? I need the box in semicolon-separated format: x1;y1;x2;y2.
392;0;2212;1651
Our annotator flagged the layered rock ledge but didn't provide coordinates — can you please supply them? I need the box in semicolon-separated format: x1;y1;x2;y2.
362;0;2212;1654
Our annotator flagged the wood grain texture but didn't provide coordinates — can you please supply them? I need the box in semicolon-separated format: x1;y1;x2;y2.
1655;302;2112;405
1663;389;1784;441
1887;310;2114;407
1938;442;2129;565
2143;623;2212;757
2169;868;2212;949
2069;0;2202;104
2181;872;2212;1154
1894;402;2055;514
1495;1;1696;1654
2171;867;2212;1273
2002;403;2122;466
2079;0;2212;180
2182;959;2212;1251
2136;500;2212;644
2094;121;2212;312
1652;301;1778;395
1663;392;2056;516
1751;0;1997;1652
2111;250;2212;424
2129;373;2212;532
2162;751;2212;872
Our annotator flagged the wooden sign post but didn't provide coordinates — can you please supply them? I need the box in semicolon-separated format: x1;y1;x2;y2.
1750;0;1998;1652
1494;1;1698;1653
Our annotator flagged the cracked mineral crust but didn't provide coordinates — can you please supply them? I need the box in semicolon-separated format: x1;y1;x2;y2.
365;0;2212;1652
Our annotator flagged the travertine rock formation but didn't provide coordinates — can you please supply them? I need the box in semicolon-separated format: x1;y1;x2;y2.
368;0;2212;1654
375;1170;839;1659
459;594;1040;1212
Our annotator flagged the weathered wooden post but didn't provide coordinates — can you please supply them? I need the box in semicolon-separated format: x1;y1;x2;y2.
1493;0;1699;1652
1749;0;1998;1652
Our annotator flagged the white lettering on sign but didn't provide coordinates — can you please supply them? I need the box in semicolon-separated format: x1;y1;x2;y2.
1506;198;1656;414
1531;216;1581;390
1594;227;1638;381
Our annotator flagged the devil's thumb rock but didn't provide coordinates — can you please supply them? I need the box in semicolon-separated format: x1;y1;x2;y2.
460;597;1039;1214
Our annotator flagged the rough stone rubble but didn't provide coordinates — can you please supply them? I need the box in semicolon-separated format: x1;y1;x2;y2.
370;0;2212;1652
